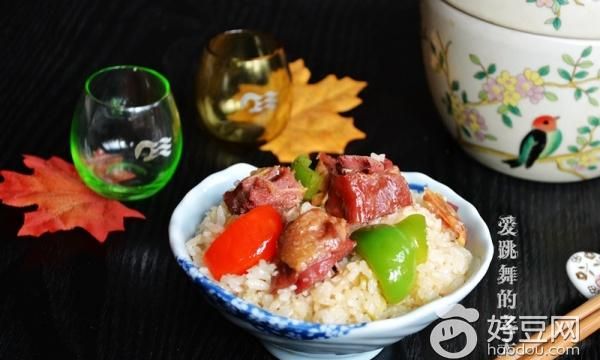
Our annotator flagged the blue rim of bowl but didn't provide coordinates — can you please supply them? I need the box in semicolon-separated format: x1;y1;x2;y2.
170;165;493;341
176;257;367;340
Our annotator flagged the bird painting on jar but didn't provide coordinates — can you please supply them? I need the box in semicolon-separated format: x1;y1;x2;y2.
503;115;562;168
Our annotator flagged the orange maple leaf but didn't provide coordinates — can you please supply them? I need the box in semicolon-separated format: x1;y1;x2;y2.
0;155;145;242
260;59;367;163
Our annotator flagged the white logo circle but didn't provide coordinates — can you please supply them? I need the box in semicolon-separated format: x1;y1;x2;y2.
430;304;479;359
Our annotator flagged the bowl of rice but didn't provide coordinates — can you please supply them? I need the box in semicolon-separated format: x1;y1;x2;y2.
169;159;493;360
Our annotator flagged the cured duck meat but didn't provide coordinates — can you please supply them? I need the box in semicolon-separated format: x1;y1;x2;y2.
272;208;355;292
224;166;304;215
320;154;412;224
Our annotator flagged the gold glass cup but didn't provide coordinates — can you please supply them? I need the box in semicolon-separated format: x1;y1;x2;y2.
196;29;291;143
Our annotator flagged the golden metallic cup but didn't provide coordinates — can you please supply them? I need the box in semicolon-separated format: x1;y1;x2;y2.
196;29;291;143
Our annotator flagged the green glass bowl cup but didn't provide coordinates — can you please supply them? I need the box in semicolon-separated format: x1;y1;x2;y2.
70;65;183;200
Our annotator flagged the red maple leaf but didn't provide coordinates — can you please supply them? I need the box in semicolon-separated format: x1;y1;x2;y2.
0;155;145;242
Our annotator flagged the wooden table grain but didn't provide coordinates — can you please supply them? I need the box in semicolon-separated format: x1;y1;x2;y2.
1;0;599;359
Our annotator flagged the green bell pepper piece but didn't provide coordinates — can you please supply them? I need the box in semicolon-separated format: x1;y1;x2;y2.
394;214;428;265
351;224;416;304
291;154;323;201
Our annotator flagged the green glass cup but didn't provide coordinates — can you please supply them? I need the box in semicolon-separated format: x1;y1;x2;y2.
70;65;183;200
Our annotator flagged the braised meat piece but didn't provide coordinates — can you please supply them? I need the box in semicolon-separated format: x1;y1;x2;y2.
278;208;350;271
321;153;393;174
320;154;412;224
294;240;355;292
224;166;305;215
272;208;355;292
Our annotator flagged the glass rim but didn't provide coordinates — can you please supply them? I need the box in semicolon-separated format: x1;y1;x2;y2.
84;65;171;110
206;29;284;61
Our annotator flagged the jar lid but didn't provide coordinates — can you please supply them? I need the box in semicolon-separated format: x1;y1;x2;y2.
444;0;600;40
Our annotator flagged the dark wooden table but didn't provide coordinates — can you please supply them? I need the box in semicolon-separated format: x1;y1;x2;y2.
1;0;599;359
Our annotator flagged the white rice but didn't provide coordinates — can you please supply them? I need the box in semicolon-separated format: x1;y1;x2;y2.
186;193;473;324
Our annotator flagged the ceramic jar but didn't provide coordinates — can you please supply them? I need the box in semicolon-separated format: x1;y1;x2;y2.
422;0;600;182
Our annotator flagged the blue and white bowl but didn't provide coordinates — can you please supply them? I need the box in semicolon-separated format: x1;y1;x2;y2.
169;163;493;360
